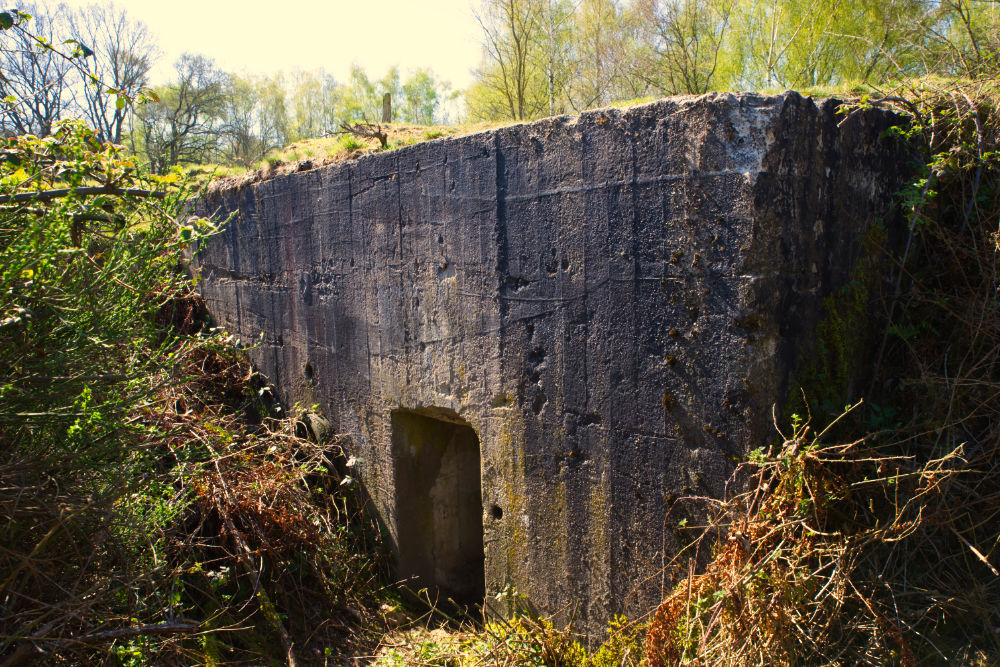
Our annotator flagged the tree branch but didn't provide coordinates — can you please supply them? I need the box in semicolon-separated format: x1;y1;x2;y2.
58;621;201;645
0;186;166;204
336;120;388;149
1;622;200;667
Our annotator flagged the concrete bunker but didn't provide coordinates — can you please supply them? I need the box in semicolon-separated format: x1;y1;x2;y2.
192;92;912;637
390;409;485;606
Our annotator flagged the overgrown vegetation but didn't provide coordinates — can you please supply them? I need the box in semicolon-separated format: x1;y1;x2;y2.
643;76;1000;667
0;115;392;664
3;2;1000;666
367;610;647;667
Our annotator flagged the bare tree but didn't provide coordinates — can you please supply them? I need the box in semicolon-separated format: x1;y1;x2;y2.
633;0;735;95
68;3;156;143
0;3;73;136
219;74;288;167
474;0;546;120
135;54;224;173
287;68;341;140
912;0;1000;78
539;0;575;116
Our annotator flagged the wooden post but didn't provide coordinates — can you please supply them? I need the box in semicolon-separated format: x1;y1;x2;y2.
382;93;392;123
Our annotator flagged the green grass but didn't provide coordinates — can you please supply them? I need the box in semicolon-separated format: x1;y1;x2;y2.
266;123;460;163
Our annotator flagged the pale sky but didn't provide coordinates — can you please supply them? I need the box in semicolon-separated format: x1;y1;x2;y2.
44;0;484;89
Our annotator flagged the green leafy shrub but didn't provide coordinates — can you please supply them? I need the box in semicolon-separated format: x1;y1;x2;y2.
0;120;388;665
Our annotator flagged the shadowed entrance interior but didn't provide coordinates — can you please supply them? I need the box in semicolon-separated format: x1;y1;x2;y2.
391;409;485;606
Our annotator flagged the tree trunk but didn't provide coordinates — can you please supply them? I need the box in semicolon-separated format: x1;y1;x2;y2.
382;93;392;123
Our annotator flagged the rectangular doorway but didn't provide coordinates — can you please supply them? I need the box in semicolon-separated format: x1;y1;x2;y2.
391;409;485;606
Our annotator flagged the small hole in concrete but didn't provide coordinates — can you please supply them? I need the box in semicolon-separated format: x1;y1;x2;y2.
491;504;503;520
392;409;484;606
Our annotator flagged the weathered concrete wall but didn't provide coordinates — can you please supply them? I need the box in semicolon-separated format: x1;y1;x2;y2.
191;92;908;638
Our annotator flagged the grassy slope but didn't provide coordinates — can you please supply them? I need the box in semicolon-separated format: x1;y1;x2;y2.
185;87;883;190
181;121;512;188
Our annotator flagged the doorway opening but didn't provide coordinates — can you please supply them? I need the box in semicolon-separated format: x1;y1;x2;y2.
391;409;485;606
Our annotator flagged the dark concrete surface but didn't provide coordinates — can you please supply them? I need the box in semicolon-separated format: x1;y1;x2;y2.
191;91;909;641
